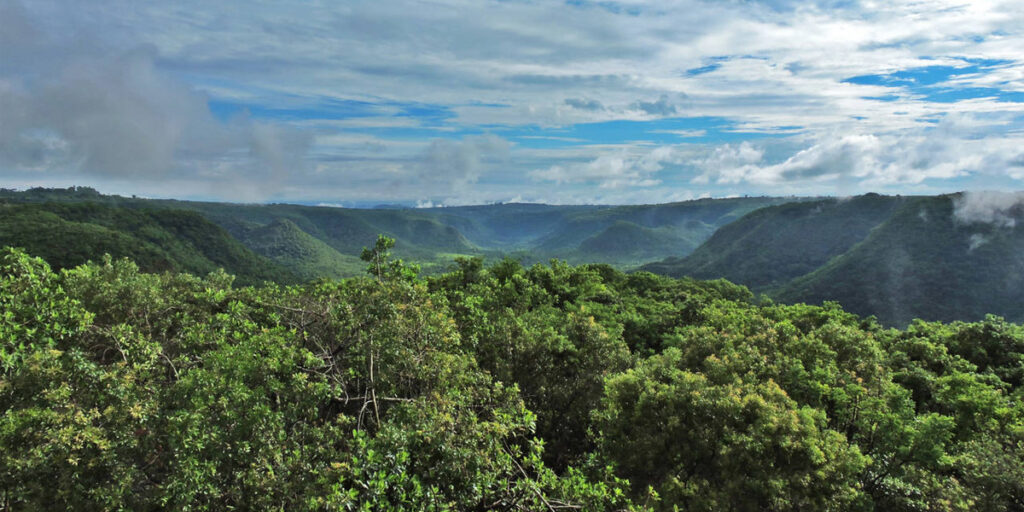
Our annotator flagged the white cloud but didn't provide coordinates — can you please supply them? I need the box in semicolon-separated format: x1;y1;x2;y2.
631;94;680;116
5;0;1024;203
530;144;684;189
692;142;765;184
18;2;1024;128
564;98;605;111
694;114;1024;189
953;190;1024;227
651;129;707;138
0;0;312;201
415;134;510;191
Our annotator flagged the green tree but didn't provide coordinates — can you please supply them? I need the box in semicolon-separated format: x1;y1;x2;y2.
361;235;419;283
593;348;867;511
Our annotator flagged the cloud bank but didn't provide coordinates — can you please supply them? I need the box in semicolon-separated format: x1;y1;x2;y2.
0;0;311;201
3;0;1024;204
694;114;1024;191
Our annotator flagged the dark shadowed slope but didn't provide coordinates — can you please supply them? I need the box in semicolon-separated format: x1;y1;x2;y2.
641;193;910;290
775;195;1024;326
643;192;1024;326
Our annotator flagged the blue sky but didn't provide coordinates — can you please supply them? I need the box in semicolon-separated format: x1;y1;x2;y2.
2;0;1024;205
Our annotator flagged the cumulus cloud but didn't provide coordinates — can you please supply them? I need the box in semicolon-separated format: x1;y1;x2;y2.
755;134;883;184
530;145;681;189
0;0;311;200
695;135;892;186
693;114;1024;189
953;191;1024;228
6;0;1024;204
692;142;765;184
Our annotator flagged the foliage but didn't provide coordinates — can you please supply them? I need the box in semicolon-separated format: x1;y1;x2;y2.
236;218;366;281
1;245;1022;510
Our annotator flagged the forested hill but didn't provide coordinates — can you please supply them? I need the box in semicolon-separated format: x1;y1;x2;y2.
0;201;293;285
0;187;794;274
643;193;1024;326
642;193;911;290
2;245;1021;510
775;194;1024;326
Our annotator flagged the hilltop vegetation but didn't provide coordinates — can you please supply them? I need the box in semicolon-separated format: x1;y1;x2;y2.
6;187;1024;325
2;244;1022;510
233;218;367;280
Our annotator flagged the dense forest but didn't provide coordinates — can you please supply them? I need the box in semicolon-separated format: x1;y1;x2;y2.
6;0;1024;508
2;237;1022;510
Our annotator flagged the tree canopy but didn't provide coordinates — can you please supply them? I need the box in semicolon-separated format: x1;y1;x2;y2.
2;242;1022;510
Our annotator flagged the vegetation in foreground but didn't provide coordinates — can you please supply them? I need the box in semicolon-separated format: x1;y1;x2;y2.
2;238;1022;510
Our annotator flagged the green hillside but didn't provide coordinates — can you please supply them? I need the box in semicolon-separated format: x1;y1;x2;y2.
530;197;796;259
642;193;1024;326
426;203;601;249
235;218;366;281
776;195;1024;326
0;201;293;285
9;188;1024;327
184;196;793;270
642;193;909;289
574;221;695;262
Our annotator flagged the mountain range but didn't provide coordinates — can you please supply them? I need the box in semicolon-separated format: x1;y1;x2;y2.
4;187;1023;326
0;186;790;280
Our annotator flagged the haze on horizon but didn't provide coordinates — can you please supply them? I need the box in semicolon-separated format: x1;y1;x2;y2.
2;0;1024;207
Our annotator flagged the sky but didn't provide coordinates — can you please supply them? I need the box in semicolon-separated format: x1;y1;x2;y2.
2;0;1024;206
